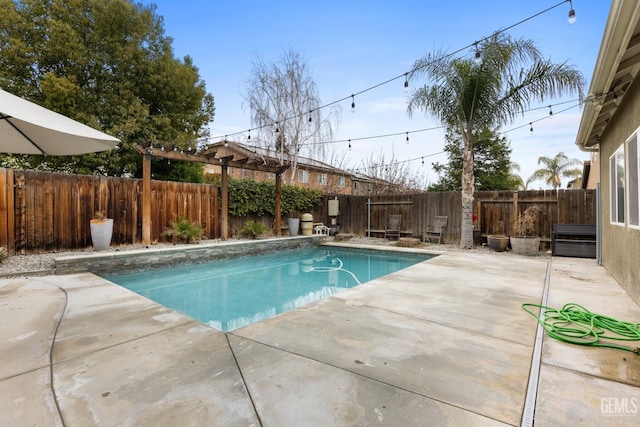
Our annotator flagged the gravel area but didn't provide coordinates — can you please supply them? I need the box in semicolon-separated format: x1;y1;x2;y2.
0;235;527;277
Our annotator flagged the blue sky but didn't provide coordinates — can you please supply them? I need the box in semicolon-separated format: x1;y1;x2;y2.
144;0;611;187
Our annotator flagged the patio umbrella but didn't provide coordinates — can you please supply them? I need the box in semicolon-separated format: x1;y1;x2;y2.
0;88;119;155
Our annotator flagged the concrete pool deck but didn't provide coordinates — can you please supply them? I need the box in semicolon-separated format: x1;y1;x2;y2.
1;245;639;426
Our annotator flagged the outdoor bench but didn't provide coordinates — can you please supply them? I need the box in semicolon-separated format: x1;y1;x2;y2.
551;223;596;258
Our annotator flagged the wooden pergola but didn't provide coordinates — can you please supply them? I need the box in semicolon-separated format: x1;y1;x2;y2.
135;143;290;244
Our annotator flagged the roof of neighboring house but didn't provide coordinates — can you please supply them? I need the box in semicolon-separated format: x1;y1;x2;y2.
575;0;640;151
208;140;353;176
206;140;399;187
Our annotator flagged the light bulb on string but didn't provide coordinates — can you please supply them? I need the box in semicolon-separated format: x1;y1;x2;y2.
529;123;533;134
548;105;553;118
348;139;352;150
405;132;409;144
421;157;424;166
275;123;280;133
403;73;409;93
247;129;251;140
351;95;356;113
308;110;313;123
474;42;482;66
568;1;576;24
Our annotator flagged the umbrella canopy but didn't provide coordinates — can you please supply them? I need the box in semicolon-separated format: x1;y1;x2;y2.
0;88;119;155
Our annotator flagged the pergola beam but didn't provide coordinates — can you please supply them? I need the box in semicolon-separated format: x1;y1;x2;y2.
135;144;289;243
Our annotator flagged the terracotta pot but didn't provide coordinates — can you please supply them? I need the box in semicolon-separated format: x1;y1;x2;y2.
487;235;509;252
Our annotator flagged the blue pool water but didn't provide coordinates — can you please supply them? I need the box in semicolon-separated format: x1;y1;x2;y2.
104;247;433;332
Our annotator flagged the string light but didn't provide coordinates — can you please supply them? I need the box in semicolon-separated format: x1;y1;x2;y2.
405;132;410;144
348;139;351;150
403;73;409;93
308;110;313;123
247;129;251;140
548;105;553;118
529;123;533;134
275;123;280;133
421;157;425;165
474;42;482;66
568;0;576;24
224;136;228;147
210;1;575;141
351;95;356;113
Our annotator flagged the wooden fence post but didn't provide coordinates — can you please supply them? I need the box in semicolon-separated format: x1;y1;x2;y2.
221;165;228;240
275;173;282;236
142;154;151;245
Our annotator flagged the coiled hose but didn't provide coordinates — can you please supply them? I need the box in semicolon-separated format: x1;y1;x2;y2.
522;302;640;354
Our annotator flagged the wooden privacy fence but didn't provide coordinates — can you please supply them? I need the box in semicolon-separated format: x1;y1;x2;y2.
0;169;219;254
316;190;596;250
0;167;596;254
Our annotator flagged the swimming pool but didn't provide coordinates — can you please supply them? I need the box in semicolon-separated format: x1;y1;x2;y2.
104;246;433;331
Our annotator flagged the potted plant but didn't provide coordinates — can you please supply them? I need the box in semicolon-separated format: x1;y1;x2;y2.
90;211;113;251
287;211;300;236
510;206;543;255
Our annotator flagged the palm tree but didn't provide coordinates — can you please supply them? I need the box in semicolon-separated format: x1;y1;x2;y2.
407;33;585;248
529;152;582;190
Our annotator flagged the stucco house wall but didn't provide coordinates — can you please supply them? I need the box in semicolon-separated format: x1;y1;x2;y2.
598;74;640;303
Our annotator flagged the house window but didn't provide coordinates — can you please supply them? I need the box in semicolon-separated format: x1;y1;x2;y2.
337;176;346;187
610;145;625;224
353;181;360;192
627;133;639;226
318;173;327;185
267;172;276;180
298;169;309;183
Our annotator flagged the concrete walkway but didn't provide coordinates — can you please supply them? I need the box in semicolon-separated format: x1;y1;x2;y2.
1;247;639;426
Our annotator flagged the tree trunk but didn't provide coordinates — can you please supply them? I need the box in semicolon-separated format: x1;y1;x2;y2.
460;135;475;248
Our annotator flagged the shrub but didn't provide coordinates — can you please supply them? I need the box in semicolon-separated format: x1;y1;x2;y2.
164;216;204;243
512;206;544;237
240;220;269;239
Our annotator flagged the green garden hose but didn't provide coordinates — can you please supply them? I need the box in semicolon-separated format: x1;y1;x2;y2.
522;302;640;354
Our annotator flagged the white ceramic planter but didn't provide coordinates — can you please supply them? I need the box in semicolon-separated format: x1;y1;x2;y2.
287;217;300;236
90;218;113;251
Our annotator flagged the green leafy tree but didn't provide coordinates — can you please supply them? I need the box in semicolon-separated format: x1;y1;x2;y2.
429;127;519;191
0;0;214;180
529;152;582;189
407;33;585;248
